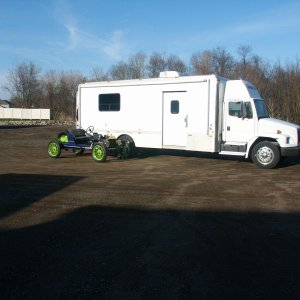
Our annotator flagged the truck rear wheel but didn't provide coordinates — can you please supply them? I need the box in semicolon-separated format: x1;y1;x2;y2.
251;141;280;169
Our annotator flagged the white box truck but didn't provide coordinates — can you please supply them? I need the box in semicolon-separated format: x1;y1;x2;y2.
76;71;300;168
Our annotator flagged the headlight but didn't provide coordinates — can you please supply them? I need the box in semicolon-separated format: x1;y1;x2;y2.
286;136;295;144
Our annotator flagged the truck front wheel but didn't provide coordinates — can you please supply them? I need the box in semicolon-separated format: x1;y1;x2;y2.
251;141;280;169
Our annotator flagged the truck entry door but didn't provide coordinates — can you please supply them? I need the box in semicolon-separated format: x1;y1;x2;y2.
223;100;255;143
163;91;187;149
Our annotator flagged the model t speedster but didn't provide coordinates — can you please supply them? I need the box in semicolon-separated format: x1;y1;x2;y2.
47;126;131;162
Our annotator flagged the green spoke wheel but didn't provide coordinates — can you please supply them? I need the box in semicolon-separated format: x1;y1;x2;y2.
48;140;61;158
92;143;107;162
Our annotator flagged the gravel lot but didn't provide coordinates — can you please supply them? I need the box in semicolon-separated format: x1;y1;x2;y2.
1;125;300;299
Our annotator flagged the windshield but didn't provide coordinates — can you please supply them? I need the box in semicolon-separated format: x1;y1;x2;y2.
254;99;269;119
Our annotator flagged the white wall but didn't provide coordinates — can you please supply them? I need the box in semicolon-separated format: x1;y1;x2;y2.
0;108;50;120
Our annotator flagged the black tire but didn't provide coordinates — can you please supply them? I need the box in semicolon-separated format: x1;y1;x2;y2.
251;141;280;169
48;140;61;158
92;143;107;162
117;135;135;157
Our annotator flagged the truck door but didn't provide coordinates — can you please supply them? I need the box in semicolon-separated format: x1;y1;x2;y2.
223;100;255;143
163;91;187;149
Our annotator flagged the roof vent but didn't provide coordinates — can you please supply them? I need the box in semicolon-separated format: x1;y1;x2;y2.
159;71;180;78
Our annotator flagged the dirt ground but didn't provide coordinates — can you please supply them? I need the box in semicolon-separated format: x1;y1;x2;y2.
1;125;300;299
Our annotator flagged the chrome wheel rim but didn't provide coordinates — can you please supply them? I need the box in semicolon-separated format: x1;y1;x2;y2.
257;146;274;165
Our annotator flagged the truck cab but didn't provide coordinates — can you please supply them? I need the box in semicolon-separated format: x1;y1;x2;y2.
221;80;300;168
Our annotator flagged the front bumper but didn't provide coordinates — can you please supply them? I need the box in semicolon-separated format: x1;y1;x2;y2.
281;145;300;157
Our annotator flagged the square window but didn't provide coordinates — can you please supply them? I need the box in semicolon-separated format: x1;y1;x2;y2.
171;100;179;114
99;94;120;111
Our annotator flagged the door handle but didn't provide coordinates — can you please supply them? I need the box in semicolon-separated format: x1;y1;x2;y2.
184;115;188;127
227;126;230;131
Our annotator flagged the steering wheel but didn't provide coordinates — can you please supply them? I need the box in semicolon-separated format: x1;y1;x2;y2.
86;126;94;135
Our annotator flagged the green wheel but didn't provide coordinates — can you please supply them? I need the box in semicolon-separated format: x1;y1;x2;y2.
92;143;107;162
48;140;61;158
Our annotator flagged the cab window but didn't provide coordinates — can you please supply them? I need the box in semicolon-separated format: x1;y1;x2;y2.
229;102;243;117
229;101;253;119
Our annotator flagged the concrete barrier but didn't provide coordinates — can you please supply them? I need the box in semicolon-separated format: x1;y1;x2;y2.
0;107;50;120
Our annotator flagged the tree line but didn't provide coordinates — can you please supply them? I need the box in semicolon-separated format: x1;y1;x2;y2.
4;45;300;124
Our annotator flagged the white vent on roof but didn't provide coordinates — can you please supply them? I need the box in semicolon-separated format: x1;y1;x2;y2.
159;71;180;78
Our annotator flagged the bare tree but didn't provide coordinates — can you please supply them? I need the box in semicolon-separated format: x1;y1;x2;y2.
212;47;234;77
147;52;168;77
267;60;300;123
190;50;215;75
6;62;41;108
148;52;187;77
128;52;147;79
237;45;252;67
110;52;147;80
166;54;187;75
109;61;131;80
191;48;234;77
42;70;60;120
42;70;84;120
236;45;258;80
90;67;110;81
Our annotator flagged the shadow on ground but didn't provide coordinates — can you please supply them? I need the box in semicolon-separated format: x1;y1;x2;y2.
135;147;300;168
1;175;300;299
0;174;84;219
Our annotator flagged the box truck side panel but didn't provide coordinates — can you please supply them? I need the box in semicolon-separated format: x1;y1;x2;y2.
122;85;163;148
80;84;164;148
79;75;219;152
